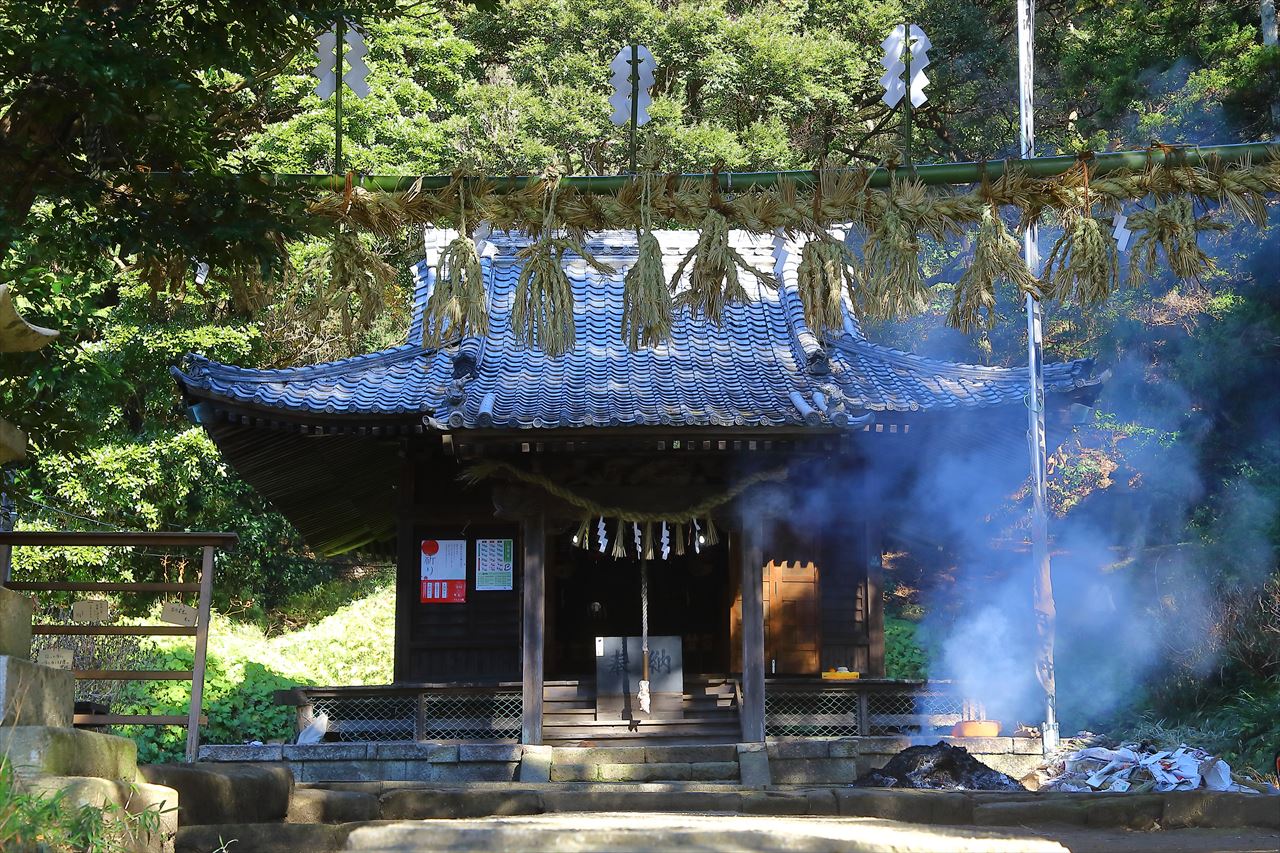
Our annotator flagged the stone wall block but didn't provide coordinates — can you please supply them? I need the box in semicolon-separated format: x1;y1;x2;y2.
0;654;73;727
0;587;33;659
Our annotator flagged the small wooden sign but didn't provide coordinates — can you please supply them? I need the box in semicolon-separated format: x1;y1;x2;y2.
160;601;198;627
36;647;73;669
71;599;111;623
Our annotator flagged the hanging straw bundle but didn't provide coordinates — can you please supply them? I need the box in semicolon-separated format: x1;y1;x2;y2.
860;181;929;320
796;237;857;335
1041;211;1119;307
948;205;1040;332
671;207;777;325
620;175;673;349
303;228;396;342
510;170;615;356
421;176;491;344
1126;197;1226;285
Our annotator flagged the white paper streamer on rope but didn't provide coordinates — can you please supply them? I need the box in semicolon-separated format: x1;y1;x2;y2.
879;24;931;108
660;521;670;560
609;45;656;127
343;27;371;99
633;522;642;556
1112;210;1132;251
597;516;608;554
313;29;338;99
693;518;702;554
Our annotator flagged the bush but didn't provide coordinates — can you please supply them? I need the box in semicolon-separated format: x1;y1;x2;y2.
884;615;928;681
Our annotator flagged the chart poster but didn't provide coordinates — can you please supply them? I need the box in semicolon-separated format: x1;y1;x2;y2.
475;538;514;591
420;539;467;603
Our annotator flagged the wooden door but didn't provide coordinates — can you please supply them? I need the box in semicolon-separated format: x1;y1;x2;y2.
732;559;820;675
764;561;819;674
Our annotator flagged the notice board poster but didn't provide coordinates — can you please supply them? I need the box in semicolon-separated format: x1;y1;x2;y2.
420;539;467;603
475;538;514;591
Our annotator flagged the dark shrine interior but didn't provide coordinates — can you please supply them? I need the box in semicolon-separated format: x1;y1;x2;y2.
546;532;732;679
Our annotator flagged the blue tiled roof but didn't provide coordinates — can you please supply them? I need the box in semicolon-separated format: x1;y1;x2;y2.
174;230;1098;429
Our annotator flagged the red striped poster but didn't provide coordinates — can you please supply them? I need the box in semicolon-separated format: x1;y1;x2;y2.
420;539;467;603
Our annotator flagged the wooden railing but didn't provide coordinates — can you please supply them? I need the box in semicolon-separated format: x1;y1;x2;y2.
1;531;237;761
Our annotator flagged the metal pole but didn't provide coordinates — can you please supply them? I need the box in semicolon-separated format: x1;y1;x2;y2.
1017;0;1059;756
902;22;913;169
334;19;345;174
629;44;640;176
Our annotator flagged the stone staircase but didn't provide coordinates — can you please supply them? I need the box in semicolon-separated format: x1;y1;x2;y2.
0;583;178;852
542;674;741;746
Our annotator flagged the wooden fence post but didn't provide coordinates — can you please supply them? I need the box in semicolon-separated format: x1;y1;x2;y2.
187;545;215;762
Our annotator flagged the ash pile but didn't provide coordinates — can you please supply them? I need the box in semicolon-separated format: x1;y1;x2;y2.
1041;741;1274;794
857;742;1024;791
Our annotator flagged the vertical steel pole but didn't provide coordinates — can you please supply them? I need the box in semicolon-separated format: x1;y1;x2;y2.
1017;0;1059;756
334;19;346;174
902;22;913;169
629;44;640;175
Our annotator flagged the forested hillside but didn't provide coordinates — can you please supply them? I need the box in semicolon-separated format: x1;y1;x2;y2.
2;0;1277;771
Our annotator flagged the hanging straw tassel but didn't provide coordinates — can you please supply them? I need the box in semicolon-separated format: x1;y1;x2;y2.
671;208;777;325
423;234;486;344
860;182;929;320
1127;197;1225;285
701;516;720;546
948;206;1040;333
673;522;685;556
611;519;628;559
574;517;591;550
1041;211;1119;307
642;522;655;560
796;237;857;335
621;231;672;349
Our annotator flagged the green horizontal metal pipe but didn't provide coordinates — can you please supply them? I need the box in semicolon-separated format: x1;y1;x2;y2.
272;142;1277;194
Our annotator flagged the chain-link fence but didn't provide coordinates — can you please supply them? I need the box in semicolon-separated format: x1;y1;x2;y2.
299;688;522;742
765;683;967;738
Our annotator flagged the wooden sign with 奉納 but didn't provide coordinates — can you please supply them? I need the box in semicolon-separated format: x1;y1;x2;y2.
72;599;111;622
36;647;74;669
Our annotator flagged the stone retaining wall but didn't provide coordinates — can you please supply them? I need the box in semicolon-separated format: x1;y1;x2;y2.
200;742;522;783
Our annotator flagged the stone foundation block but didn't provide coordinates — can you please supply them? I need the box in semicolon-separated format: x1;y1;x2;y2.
1162;792;1280;828
404;760;518;783
736;741;766;753
769;757;857;785
689;761;739;781
284;743;368;761
175;822;351;853
286;787;380;824
0;586;32;659
738;750;771;787
1085;794;1165;829
139;762;294;827
974;753;1041;780
380;787;542;820
24;775;179;853
972;799;1087;826
1012;737;1045;755
740;790;810;815
827;739;860;758
804;788;839;815
595;762;691;782
552;746;645;764
548;762;597;782
644;744;736;763
935;736;1014;754
198;743;283;762
518;748;552;783
766;739;830;759
0;654;73;727
0;726;137;779
835;789;973;825
459;743;522;762
296;760;406;782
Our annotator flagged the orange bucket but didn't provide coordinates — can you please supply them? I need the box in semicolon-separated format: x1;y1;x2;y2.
952;720;1001;737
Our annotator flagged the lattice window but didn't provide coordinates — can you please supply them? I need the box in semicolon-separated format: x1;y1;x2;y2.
421;691;522;740
310;695;416;742
765;690;860;737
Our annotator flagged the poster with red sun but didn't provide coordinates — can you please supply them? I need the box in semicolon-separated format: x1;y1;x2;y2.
420;539;467;603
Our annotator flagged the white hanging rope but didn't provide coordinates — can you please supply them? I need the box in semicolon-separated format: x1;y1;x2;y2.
638;558;651;713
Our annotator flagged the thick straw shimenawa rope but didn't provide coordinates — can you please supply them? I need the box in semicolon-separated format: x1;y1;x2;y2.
303;153;1280;336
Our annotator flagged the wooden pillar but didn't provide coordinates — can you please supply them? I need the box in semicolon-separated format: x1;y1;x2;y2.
393;444;416;683
521;512;545;744
186;545;215;763
865;522;886;677
739;519;766;743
